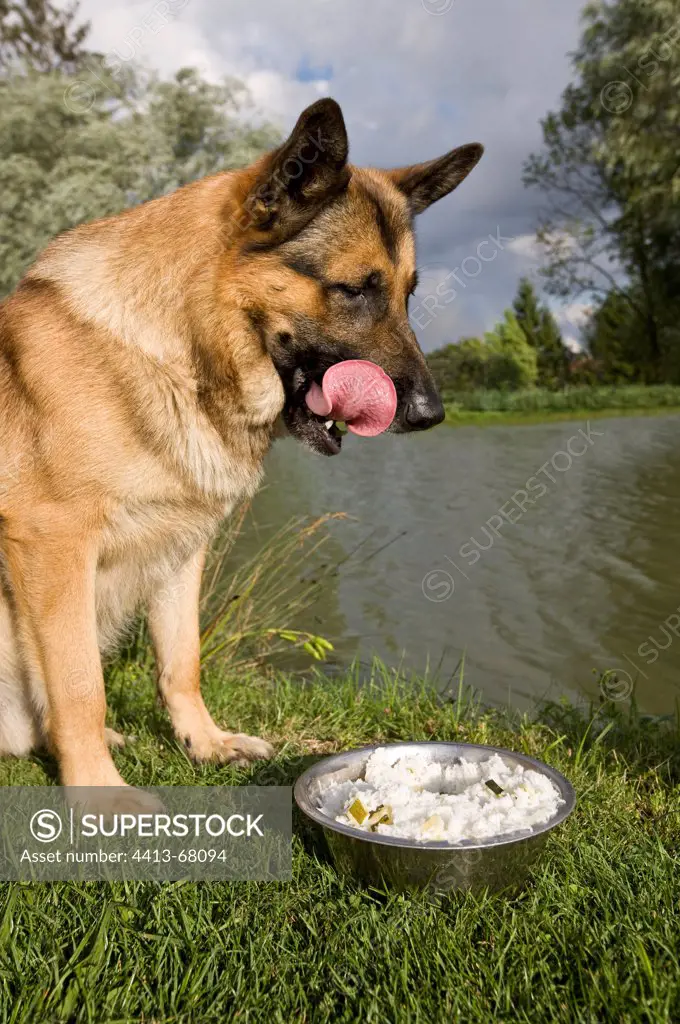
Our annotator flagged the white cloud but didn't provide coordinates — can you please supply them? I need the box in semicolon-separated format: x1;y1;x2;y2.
242;69;324;121
79;1;221;79
560;302;594;328
563;335;584;353
506;234;543;262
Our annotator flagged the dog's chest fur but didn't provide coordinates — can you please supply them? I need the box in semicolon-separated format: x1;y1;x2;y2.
87;350;274;647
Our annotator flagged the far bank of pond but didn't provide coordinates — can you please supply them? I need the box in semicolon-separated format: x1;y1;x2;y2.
444;404;680;427
440;384;680;427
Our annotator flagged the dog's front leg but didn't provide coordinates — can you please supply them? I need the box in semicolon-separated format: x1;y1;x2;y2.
3;526;127;789
148;546;273;765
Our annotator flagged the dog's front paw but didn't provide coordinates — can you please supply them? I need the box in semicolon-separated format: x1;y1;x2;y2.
184;729;274;766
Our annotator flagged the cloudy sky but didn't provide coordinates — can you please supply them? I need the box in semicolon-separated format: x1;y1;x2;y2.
77;0;590;351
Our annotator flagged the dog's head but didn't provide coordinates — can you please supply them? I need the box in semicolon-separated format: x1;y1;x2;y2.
232;98;483;455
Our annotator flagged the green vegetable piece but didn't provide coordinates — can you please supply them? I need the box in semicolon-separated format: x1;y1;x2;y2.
485;779;504;796
347;798;368;824
367;805;393;830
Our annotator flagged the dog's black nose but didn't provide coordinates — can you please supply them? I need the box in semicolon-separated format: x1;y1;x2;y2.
404;390;445;431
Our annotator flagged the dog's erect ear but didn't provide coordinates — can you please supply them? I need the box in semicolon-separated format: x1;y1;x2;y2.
245;98;350;246
387;143;484;215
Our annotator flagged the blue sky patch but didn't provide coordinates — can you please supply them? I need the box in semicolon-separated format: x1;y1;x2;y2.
295;54;334;83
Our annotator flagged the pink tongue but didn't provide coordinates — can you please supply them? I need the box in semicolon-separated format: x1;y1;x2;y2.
305;360;397;437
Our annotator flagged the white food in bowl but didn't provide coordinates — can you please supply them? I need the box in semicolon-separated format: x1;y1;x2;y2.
317;747;564;843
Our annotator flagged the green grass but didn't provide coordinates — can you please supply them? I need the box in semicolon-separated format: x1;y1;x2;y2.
442;385;680;427
0;660;678;1023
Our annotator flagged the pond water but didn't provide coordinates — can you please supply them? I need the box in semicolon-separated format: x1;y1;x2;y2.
229;414;680;714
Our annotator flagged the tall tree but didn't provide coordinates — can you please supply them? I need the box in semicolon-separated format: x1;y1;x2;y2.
537;307;570;387
513;277;542;341
0;0;92;73
484;309;539;389
584;291;644;382
524;0;680;381
513;277;569;387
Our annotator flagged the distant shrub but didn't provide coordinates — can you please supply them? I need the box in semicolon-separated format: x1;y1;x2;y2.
427;310;538;394
441;384;680;413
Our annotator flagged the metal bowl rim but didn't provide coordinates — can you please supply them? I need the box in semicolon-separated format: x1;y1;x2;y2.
294;740;576;851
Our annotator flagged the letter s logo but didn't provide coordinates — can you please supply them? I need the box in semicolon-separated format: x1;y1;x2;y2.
30;809;63;843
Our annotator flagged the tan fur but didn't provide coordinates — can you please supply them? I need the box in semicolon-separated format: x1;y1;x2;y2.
0;98;482;808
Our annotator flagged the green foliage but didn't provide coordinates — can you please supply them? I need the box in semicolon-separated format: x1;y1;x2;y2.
537;308;570;383
513;277;570;387
0;64;279;295
484;309;539;388
426;337;490;392
442;383;680;413
0;0;92;73
585;290;647;382
428;308;539;394
565;354;606;387
586;287;680;384
147;67;280;184
524;0;680;380
513;277;543;344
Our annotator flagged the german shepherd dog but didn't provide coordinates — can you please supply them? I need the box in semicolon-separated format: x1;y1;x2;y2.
0;99;482;811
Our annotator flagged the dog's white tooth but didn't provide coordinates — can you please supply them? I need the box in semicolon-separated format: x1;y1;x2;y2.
325;420;333;429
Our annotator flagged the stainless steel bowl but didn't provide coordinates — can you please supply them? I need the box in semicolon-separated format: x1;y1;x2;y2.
294;742;576;893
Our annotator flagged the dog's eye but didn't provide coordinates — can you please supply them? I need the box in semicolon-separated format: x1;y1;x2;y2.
334;283;364;300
